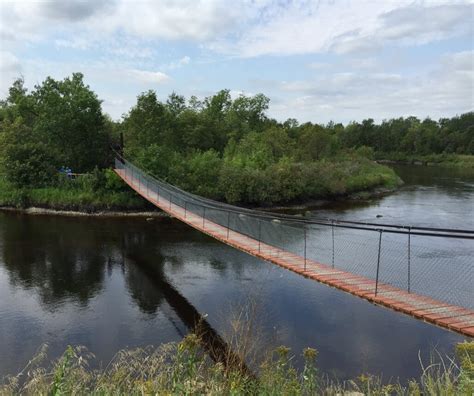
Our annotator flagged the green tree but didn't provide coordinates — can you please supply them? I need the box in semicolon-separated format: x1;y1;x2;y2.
32;73;110;171
297;124;335;161
0;74;110;186
0;117;56;186
122;90;173;153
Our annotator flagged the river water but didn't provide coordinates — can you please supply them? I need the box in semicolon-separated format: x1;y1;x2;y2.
0;165;472;381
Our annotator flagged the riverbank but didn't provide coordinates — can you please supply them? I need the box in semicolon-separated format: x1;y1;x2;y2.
0;173;150;213
0;160;401;216
1;337;473;395
376;153;474;170
0;206;166;218
0;184;397;218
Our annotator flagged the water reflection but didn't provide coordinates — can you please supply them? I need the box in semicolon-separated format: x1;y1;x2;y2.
125;251;250;372
0;214;108;307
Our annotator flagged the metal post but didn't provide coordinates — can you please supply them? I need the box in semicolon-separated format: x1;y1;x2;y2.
304;226;307;271
226;212;230;239
169;194;172;210
408;227;411;293
375;229;383;296
258;219;262;253
184;201;187;219
202;207;206;228
331;220;335;268
157;186;160;203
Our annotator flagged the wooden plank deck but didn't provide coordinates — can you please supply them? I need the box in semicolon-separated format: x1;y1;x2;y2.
115;168;474;338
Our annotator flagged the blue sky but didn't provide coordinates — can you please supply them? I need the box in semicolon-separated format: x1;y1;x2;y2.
1;0;473;123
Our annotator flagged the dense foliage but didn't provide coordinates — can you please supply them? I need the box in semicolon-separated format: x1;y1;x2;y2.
0;73;472;208
0;74;111;186
121;89;472;205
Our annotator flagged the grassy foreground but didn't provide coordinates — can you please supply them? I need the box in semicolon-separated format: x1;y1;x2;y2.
1;337;473;395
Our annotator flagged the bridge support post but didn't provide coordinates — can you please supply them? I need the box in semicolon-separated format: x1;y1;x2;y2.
408;227;411;293
304;226;307;270
203;207;206;229
258;219;262;253
375;229;383;296
184;201;187;218
331;220;335;268
169;194;172;210
226;212;230;240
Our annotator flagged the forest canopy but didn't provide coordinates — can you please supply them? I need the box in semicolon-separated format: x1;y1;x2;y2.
0;74;472;206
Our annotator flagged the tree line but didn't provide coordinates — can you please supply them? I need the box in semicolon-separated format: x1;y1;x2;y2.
0;73;472;206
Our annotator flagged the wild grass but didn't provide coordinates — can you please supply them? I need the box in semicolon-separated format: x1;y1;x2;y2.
0;171;148;212
1;336;472;395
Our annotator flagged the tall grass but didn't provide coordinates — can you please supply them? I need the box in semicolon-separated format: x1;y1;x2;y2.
1;337;472;395
0;171;148;212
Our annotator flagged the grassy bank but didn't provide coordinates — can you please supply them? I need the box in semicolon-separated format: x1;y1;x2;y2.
1;337;473;395
0;159;401;212
0;170;148;212
376;153;474;170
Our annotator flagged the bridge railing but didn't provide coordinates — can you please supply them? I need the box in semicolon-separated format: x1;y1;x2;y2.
115;156;474;311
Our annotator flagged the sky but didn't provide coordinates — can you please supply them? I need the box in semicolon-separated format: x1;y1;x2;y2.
0;0;473;124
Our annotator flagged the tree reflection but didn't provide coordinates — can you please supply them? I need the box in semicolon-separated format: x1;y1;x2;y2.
0;214;111;306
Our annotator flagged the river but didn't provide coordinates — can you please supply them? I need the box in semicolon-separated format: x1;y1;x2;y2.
0;164;472;381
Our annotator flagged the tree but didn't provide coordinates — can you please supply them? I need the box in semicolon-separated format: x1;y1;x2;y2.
0;118;56;187
297;124;335;161
122;90;173;153
32;73;110;172
166;92;186;116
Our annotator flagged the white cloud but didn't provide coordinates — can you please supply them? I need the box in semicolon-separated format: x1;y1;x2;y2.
0;0;472;122
106;1;241;41
332;2;473;54
210;0;473;57
0;0;241;48
127;69;170;84
2;1;471;57
163;56;191;70
55;37;92;50
0;51;21;95
268;50;474;123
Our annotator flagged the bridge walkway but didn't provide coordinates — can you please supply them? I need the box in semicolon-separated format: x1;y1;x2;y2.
115;168;474;338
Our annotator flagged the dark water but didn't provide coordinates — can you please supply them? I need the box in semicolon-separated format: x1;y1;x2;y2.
0;165;472;381
309;165;474;228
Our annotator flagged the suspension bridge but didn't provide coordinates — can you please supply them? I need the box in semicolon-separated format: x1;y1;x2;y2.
114;155;474;338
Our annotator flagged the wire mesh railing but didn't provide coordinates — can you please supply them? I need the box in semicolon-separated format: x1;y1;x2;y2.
115;155;474;311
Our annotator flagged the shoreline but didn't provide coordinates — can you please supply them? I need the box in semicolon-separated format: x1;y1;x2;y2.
0;206;167;218
375;155;474;169
0;186;397;218
255;186;397;212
